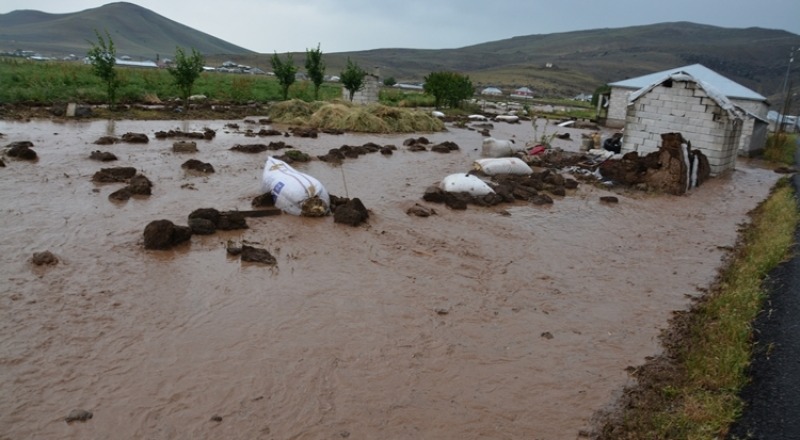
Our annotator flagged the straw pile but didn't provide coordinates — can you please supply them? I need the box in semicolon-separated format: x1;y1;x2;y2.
268;100;444;133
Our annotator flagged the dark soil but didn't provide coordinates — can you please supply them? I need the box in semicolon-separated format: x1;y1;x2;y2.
90;150;118;161
181;159;215;174
6;141;37;160
143;219;192;250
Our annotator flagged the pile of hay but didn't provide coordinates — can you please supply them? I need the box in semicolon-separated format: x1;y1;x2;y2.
268;100;444;133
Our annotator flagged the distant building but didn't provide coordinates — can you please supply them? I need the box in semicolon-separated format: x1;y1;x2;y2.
510;87;534;99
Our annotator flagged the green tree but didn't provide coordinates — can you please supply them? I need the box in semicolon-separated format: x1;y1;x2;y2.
271;52;297;100
168;47;205;104
304;43;325;101
340;58;367;102
86;29;120;108
423;71;474;109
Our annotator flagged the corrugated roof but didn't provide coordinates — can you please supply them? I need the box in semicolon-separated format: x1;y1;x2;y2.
627;72;744;120
609;64;766;102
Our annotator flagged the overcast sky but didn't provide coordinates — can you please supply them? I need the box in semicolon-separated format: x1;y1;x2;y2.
2;0;799;53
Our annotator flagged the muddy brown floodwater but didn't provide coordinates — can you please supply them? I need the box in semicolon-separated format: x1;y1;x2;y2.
0;117;781;439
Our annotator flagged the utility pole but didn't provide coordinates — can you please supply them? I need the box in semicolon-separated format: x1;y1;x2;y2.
777;47;796;134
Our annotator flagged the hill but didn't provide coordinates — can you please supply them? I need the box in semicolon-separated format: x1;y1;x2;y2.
0;2;254;59
1;3;797;108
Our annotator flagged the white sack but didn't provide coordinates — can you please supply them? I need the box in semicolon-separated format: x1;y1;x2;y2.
495;115;520;123
481;137;518;158
473;157;532;176
439;173;495;196
261;157;330;216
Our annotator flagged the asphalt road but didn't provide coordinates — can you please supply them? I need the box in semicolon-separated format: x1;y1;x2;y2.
727;143;800;440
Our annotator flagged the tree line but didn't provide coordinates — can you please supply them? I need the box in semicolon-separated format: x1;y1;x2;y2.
87;30;475;110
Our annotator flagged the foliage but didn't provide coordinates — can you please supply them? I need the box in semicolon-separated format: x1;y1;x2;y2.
379;88;435;107
270;52;297;100
85;29;120;108
591;84;611;107
167;47;205;104
383;77;397;87
0;58;344;105
304;44;326;101
340;58;367;102
763;132;797;165
423;71;474;109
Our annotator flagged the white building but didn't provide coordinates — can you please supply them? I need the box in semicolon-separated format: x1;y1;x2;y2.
608;64;768;157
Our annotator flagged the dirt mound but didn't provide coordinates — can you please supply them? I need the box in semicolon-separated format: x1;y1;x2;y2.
599;133;710;195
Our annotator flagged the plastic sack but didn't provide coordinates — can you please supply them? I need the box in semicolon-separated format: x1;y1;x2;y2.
473;157;532;176
261;157;330;216
481;137;517;158
439;173;495;196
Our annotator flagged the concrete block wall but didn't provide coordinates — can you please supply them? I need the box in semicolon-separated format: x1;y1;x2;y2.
606;87;631;128
621;82;740;175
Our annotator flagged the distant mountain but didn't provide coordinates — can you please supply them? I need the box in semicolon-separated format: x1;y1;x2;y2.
0;2;255;58
1;3;798;109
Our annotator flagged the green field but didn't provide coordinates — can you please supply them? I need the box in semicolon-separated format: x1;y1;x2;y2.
0;58;342;105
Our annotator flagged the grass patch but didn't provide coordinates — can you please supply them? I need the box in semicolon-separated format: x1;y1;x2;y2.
763;132;797;165
598;178;799;439
0;57;341;105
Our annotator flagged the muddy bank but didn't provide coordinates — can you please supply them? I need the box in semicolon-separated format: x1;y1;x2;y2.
0;117;782;439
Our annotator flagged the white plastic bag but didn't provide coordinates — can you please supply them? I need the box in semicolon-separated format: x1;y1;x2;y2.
261;157;330;216
439;173;495;196
473;157;532;176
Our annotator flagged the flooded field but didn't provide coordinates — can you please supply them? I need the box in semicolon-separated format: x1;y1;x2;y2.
0;117;780;439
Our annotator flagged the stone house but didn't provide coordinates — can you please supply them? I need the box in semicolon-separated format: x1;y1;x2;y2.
607;64;768;157
621;72;744;176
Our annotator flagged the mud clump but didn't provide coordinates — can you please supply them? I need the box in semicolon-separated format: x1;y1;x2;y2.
64;409;93;424
276;149;311;163
330;196;369;226
143;219;192;250
422;168;575;210
92;167;137;183
89;150;118;161
599;133;710;195
290;127;318;138
240;245;277;265
187;208;248;234
6;141;37;160
406;204;437;217
317;142;392;163
108;174;153;201
172;141;198;153
155;128;215;140
230;141;290;154
430;141;460;153
251;193;275;208
31;251;58;266
94;136;118;145
121;132;149;144
181;159;215;173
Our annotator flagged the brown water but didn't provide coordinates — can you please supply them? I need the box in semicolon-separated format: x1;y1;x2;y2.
0;118;780;439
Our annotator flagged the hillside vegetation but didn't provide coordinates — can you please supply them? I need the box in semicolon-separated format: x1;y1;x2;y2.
1;3;798;107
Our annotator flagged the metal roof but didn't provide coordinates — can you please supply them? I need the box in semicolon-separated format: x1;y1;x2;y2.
609;64;766;102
